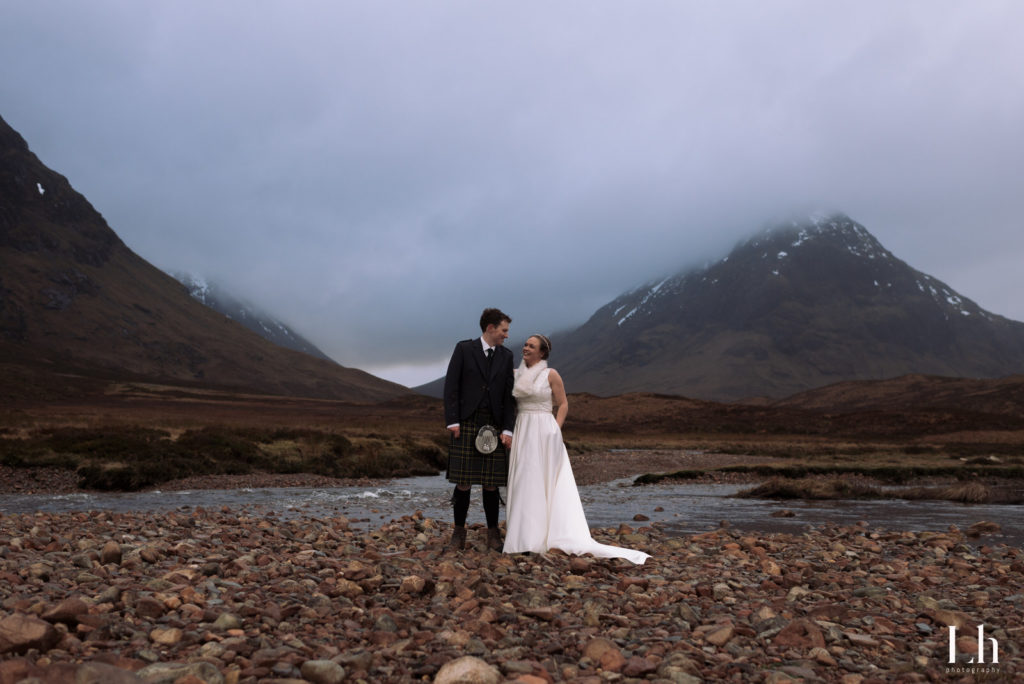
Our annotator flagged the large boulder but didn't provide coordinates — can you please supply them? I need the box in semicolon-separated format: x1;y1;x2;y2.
0;613;61;655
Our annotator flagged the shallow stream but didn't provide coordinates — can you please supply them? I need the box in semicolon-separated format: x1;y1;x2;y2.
2;475;1022;548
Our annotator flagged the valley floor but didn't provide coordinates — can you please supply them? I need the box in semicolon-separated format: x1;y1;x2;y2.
1;507;1021;683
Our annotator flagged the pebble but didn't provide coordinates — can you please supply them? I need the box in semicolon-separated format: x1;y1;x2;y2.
434;655;502;683
0;510;1022;682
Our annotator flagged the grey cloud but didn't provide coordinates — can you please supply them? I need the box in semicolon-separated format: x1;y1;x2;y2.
3;1;1022;385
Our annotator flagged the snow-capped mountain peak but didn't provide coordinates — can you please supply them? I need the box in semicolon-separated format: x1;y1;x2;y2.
555;213;1024;400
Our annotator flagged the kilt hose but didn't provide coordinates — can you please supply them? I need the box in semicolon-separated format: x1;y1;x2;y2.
446;407;508;488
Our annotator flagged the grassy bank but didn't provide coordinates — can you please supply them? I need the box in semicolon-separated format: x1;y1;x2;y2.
0;425;445;491
635;461;1024;485
735;476;1024;505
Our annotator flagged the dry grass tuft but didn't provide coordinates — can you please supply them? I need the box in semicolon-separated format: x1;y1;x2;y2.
737;477;882;500
738;476;1024;504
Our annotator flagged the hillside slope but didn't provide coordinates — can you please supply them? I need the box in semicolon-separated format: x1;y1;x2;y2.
0;114;408;402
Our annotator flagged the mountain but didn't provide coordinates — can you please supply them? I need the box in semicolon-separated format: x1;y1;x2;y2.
0;114;408;402
413;376;445;398
172;272;334;362
554;213;1024;401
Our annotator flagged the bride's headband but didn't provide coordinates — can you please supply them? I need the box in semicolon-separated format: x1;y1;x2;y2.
532;334;552;356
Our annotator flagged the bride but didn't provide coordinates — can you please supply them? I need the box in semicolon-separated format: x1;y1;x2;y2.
503;334;649;565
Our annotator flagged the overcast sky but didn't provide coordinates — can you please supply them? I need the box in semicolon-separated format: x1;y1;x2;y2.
3;2;1023;386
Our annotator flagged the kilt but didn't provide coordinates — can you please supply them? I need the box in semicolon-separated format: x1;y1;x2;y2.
446;407;508;487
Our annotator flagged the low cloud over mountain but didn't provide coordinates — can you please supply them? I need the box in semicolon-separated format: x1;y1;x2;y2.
0;115;408;401
553;214;1024;401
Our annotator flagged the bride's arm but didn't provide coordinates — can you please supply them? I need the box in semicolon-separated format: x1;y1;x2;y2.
549;369;569;429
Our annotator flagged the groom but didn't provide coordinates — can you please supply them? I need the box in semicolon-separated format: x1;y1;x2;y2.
443;308;516;551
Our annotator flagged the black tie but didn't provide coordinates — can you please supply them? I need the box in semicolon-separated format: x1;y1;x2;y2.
486;347;494;368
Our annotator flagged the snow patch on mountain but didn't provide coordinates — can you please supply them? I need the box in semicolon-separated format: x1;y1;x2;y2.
613;276;677;326
171;272;336;362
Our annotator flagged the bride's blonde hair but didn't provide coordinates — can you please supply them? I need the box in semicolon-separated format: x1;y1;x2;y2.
530;334;552;360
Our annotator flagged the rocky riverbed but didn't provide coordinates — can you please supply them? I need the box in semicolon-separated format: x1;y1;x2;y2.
1;506;1022;683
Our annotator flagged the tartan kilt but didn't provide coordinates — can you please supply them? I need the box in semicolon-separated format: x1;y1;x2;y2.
446;407;508;488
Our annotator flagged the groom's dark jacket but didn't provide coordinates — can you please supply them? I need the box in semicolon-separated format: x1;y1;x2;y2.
444;338;516;434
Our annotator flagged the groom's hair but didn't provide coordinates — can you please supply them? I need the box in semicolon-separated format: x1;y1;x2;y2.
479;308;511;332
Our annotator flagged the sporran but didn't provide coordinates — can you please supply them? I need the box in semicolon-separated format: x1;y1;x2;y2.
474;424;499;454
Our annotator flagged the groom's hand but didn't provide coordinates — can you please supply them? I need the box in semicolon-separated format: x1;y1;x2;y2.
448;426;460;439
500;434;512;449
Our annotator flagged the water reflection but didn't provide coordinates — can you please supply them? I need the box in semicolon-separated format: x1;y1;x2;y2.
2;475;1021;548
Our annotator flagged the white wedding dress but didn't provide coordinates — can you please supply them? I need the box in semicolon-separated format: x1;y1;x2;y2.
503;360;649;564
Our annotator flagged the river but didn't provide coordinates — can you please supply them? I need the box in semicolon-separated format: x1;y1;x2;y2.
2;474;1022;547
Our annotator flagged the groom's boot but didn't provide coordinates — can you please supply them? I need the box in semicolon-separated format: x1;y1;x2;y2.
447;526;467;551
486;527;503;552
483;488;502;551
448;486;471;551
